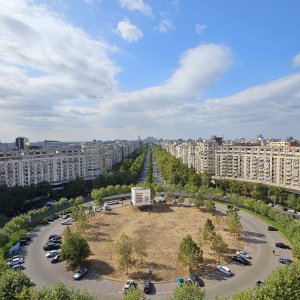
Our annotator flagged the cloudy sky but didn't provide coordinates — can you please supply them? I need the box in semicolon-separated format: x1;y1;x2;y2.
1;0;300;142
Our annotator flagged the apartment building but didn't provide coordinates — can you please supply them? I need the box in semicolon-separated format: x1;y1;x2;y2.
0;140;140;187
159;140;300;191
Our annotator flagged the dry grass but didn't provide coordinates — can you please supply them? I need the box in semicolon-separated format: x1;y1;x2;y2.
84;204;241;281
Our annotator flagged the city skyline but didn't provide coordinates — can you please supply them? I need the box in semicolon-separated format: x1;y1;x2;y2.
1;0;300;142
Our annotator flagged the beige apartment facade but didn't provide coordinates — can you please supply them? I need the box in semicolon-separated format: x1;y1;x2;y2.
0;140;140;187
159;140;300;191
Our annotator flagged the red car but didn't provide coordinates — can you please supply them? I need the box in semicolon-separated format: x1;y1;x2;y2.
40;219;49;225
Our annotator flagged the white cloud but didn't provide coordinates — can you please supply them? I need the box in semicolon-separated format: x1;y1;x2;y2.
1;1;300;141
119;0;152;17
292;53;300;67
157;18;175;33
0;0;119;140
115;19;143;42
195;23;207;34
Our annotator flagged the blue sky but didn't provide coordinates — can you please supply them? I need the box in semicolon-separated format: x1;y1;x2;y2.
1;0;300;142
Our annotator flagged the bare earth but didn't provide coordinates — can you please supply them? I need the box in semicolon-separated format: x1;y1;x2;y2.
83;204;241;282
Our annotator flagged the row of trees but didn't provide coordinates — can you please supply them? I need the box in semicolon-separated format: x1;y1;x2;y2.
216;178;300;210
153;145;204;189
145;147;154;184
0;181;52;217
93;145;147;188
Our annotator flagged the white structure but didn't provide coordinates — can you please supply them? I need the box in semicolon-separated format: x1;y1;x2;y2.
131;187;151;207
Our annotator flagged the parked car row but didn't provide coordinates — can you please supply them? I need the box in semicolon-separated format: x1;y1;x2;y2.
177;275;205;287
121;279;154;294
43;234;62;251
7;255;25;271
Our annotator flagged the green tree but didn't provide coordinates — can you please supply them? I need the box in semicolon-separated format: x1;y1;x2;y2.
203;219;215;242
171;283;205;300
177;235;203;272
0;270;31;300
61;227;91;271
115;233;134;274
0;253;8;277
292;239;300;260
74;196;84;207
0;229;9;247
193;193;205;209
202;171;212;187
203;200;216;213
227;212;243;241
91;189;104;207
286;194;299;211
31;281;96;300
121;287;146;300
210;233;228;261
134;235;147;266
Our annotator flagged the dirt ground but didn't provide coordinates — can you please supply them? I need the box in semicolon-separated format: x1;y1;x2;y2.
84;204;242;282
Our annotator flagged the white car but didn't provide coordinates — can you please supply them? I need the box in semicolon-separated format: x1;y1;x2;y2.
217;265;232;276
66;217;76;222
73;267;88;280
7;257;24;267
7;255;23;262
61;220;71;225
123;279;136;293
236;250;251;259
45;250;60;258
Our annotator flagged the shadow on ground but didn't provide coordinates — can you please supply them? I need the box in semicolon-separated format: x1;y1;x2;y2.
87;259;115;276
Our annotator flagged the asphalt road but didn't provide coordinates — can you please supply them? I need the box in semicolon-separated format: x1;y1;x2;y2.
22;203;292;300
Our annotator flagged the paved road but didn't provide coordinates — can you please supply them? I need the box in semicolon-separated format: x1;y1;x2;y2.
22;203;292;299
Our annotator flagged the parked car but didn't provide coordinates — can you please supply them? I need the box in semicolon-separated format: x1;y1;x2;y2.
50;254;61;264
7;257;24;267
66;217;76;222
184;277;193;285
190;275;205;287
61;220;71;225
217;265;232;276
43;243;60;251
256;280;264;287
48;234;61;240
275;242;290;249
40;219;49;225
19;239;28;246
232;256;252;265
267;226;278;231
236;250;251;259
12;264;25;271
278;258;293;265
177;277;184;287
123;280;136;293
45;250;60;258
143;280;151;294
48;238;62;244
74;267;88;280
7;255;23;262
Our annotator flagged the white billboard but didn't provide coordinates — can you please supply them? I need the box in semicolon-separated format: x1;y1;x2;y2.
131;187;151;207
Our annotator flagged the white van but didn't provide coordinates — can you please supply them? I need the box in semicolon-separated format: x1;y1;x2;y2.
217;265;232;276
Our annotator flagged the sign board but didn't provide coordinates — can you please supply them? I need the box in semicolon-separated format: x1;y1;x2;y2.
131;187;151;207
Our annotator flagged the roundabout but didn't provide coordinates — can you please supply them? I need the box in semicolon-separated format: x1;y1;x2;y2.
22;202;292;299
